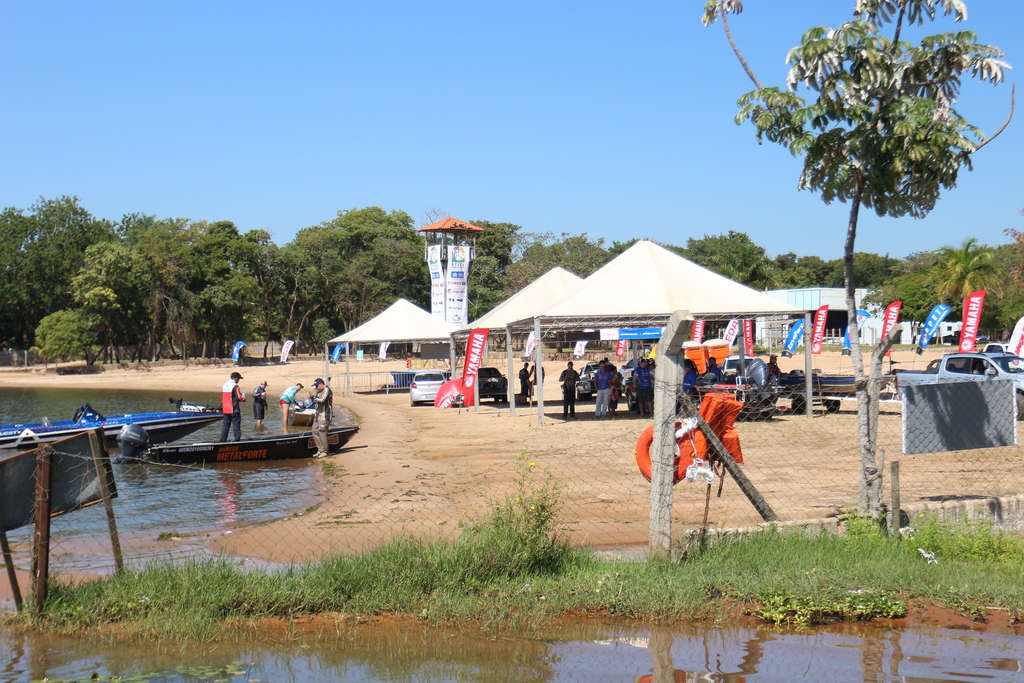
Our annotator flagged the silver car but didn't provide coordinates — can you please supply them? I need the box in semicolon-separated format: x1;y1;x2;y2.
410;371;449;406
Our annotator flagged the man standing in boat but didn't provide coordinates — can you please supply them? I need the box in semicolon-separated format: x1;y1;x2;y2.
220;371;246;442
309;377;333;458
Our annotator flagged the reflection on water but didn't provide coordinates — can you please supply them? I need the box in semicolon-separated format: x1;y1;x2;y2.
1;622;1021;682
0;388;336;578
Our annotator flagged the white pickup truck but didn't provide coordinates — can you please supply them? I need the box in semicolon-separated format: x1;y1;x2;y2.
893;352;1024;418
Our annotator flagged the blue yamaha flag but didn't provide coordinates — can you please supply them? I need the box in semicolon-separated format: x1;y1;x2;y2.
231;340;247;362
330;343;346;362
781;319;805;358
841;310;871;356
916;304;952;354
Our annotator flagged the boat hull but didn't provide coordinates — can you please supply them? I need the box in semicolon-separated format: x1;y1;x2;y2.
0;412;223;450
144;426;359;464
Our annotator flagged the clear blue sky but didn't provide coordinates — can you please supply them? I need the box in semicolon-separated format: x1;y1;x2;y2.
1;1;1020;261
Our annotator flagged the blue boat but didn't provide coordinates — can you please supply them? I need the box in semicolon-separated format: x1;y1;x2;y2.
0;399;223;450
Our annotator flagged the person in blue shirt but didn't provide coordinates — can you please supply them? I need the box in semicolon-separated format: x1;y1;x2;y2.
706;356;725;383
682;359;698;398
279;382;303;432
594;360;613;417
633;358;654;417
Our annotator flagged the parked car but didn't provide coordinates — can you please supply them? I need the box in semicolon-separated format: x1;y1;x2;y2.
574;361;600;400
409;371;450;406
893;351;1024;419
477;367;509;402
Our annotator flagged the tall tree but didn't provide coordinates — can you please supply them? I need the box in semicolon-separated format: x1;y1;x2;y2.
934;236;1000;305
704;0;1010;513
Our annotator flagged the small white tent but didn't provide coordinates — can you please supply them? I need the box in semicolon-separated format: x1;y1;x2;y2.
330;299;458;345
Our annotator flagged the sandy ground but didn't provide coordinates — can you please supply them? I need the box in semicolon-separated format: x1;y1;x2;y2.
0;347;962;608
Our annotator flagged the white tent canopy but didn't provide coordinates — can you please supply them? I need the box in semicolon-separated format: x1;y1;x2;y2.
330;299;458;344
509;240;803;331
462;266;583;332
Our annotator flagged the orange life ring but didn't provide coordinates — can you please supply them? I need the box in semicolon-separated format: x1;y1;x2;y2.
633;423;690;485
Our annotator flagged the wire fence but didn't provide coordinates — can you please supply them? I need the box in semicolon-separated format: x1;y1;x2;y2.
4;374;1024;591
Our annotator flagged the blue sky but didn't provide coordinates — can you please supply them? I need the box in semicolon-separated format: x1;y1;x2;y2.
1;1;1020;261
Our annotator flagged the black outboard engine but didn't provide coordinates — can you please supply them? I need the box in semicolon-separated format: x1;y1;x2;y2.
116;423;150;462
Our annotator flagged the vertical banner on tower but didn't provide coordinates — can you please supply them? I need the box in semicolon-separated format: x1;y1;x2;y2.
280;339;295;364
841;310;871;356
615;339;627;358
445;245;471;326
958;291;987;353
917;304;953;353
742;320;754;356
427;245;446;319
810;305;829;355
782;319;805;358
1009;315;1024;357
880;301;903;356
722;319;741;345
461;328;489;407
691;320;705;344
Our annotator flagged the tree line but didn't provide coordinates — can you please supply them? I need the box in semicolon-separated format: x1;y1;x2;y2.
1;195;1020;363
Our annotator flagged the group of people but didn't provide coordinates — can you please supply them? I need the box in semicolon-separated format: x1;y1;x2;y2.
218;372;335;458
517;362;543;404
557;358;627;420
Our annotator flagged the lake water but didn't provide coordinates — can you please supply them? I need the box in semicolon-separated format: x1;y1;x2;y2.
1;621;1022;682
1;387;333;580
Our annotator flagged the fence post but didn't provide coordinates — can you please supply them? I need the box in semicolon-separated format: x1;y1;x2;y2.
650;311;691;560
889;460;901;535
534;317;545;426
506;327;516;417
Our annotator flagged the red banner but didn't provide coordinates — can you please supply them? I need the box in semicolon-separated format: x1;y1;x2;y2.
615;339;627;358
958;291;986;353
434;378;464;409
460;328;489;407
691;320;705;344
810;305;829;355
880;301;902;356
742;320;754;356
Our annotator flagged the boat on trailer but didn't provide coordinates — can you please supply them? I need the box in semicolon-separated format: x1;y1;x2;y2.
117;425;360;464
0;399;223;450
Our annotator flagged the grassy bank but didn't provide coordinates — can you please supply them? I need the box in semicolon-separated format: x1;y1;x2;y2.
9;462;1024;640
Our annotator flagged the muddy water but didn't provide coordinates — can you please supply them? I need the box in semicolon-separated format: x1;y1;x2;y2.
1;622;1022;682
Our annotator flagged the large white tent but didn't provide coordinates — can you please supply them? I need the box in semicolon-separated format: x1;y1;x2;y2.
462;267;583;332
330;299;458;345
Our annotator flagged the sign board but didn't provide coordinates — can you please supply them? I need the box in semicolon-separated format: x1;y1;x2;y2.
901;379;1017;455
599;327;664;340
0;431;116;532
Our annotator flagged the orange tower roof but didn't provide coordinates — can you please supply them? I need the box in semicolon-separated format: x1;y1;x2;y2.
416;217;485;235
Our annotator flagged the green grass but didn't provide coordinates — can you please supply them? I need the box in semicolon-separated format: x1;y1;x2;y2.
12;467;1024;639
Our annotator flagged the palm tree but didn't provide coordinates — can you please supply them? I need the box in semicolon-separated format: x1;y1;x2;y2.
934;237;1001;305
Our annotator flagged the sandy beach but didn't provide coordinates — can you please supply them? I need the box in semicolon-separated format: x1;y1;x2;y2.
0;346;962;606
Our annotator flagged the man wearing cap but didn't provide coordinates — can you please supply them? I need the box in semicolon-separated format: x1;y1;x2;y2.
308;378;333;458
252;380;268;427
558;361;580;420
220;371;246;442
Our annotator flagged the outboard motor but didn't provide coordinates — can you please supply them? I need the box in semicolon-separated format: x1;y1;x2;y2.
116;423;150;462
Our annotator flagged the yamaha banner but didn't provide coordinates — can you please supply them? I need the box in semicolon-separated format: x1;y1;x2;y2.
881;301;903;356
330;343;345;362
742;320;754;356
841;310;871;356
427;245;446;320
958;290;986;353
573;340;589;359
231;340;247;363
378;341;391;360
461;328;489;407
810;305;829;355
917;304;952;354
525;330;537;357
445;244;471;326
691;320;705;344
782;319;805;358
615;339;627;358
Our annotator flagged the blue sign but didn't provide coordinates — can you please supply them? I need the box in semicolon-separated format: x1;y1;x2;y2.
617;327;665;340
781;320;805;357
231;341;247;362
330;343;346;362
917;304;953;353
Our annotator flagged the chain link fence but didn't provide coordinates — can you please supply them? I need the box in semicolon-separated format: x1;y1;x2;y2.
4;372;1024;595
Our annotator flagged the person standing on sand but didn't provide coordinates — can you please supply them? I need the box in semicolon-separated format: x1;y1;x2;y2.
518;361;532;404
594;360;612;417
252;380;268;427
558;361;580;419
219;371;245;442
279;382;303;431
308;378;333;458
